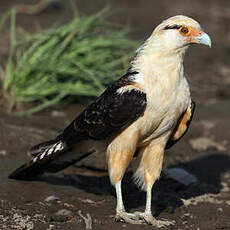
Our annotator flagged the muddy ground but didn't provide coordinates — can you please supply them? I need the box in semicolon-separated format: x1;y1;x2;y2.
1;0;230;230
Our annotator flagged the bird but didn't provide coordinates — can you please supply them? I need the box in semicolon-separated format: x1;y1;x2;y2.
9;15;211;227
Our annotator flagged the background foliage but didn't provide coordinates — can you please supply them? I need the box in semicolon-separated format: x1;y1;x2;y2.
0;9;138;115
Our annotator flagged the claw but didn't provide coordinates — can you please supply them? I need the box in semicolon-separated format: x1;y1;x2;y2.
114;211;144;225
134;211;175;227
114;216;125;223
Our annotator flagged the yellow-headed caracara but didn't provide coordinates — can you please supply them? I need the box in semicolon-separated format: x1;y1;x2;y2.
9;15;211;227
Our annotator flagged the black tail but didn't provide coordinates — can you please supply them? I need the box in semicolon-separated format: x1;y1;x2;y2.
9;139;96;180
9;139;69;180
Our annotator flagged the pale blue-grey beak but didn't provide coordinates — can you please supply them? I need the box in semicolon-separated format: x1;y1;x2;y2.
195;32;212;47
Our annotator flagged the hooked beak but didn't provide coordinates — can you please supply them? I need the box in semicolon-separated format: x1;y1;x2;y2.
194;32;212;47
186;30;212;48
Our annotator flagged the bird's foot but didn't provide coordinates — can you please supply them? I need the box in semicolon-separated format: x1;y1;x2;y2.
134;211;175;227
114;210;144;225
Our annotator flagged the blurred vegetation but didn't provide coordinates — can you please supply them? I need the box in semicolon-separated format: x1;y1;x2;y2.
0;9;138;115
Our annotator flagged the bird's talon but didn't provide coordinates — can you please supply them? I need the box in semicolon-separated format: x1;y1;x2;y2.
134;212;175;227
114;211;144;224
114;215;126;223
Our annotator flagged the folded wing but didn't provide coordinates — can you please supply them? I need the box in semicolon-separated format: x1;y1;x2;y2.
9;71;147;179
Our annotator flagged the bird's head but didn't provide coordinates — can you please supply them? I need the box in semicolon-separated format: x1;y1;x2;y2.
151;15;211;51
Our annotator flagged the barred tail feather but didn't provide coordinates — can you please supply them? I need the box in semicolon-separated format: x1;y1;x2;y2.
9;140;68;180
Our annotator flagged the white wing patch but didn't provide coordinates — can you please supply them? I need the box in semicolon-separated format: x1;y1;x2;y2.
33;156;38;163
47;148;53;156
55;142;63;151
40;151;47;160
117;85;143;95
31;141;65;163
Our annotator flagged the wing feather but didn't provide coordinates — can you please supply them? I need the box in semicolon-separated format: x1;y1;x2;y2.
9;70;147;180
59;71;147;145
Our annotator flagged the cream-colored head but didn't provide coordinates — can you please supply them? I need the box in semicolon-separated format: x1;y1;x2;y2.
132;15;211;78
148;15;211;52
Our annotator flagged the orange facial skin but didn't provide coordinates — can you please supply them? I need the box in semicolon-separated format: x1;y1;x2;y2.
179;26;203;43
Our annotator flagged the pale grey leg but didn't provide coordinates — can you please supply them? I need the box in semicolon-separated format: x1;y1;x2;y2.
135;185;175;227
114;181;143;224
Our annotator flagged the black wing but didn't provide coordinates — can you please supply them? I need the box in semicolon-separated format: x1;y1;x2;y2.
9;71;147;179
59;71;147;145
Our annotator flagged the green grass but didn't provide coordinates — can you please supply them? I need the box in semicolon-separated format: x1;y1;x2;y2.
1;9;139;115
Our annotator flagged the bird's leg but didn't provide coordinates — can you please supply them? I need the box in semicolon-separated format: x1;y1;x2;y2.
115;181;125;212
114;180;143;224
135;185;175;227
106;132;143;224
134;143;175;227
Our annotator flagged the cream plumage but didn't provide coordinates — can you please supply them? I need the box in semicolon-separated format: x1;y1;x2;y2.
9;15;211;227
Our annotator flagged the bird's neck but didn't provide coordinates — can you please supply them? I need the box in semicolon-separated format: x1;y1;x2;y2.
132;41;187;85
131;42;188;97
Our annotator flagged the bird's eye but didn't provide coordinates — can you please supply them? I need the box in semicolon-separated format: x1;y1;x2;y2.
180;26;189;34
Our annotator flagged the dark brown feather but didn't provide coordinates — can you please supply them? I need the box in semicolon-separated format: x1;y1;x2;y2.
59;71;147;144
9;70;147;180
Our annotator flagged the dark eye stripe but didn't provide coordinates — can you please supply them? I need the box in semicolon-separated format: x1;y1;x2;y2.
164;24;182;30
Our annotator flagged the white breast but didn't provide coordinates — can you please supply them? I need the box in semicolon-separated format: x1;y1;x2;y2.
133;67;191;146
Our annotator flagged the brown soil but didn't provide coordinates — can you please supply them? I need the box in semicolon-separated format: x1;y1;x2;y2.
1;1;230;230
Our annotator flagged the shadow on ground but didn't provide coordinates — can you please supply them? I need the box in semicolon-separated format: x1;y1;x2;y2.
36;152;230;217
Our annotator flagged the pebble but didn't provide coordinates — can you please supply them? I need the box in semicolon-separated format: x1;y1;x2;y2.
44;196;60;203
164;167;197;186
51;209;73;222
184;213;190;217
51;111;66;117
12;213;34;230
0;150;7;156
46;224;55;230
226;200;230;206
55;209;73;216
63;202;74;208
